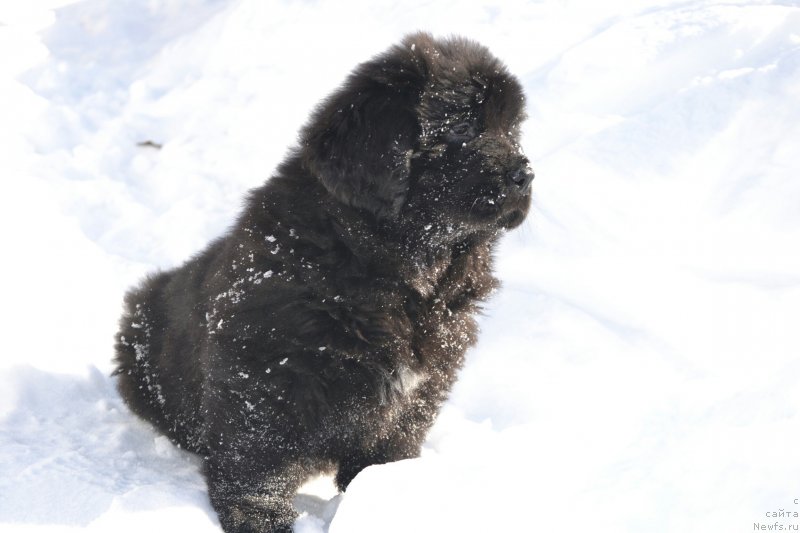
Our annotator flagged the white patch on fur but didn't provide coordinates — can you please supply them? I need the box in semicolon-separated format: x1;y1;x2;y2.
392;365;425;397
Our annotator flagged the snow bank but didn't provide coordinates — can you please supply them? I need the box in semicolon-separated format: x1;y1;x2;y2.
1;0;799;532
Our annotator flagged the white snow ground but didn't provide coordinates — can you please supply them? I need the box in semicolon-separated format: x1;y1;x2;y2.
1;0;799;531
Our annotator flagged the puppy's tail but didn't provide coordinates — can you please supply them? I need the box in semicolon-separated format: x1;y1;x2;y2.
112;272;171;426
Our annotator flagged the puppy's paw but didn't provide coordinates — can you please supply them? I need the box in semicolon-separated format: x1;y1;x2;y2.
217;501;295;533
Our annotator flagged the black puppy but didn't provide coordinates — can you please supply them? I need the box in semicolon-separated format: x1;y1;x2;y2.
114;32;533;532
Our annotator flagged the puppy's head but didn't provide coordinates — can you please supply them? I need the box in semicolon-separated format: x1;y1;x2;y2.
301;32;532;231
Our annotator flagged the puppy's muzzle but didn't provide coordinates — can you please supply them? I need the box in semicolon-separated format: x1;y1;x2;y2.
506;162;534;192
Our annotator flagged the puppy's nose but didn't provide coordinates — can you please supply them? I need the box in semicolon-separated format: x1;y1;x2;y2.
507;166;534;191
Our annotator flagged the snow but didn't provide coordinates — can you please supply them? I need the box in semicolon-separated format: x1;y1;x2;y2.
2;0;800;532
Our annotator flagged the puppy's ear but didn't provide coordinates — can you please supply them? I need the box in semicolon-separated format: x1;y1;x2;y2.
302;60;422;219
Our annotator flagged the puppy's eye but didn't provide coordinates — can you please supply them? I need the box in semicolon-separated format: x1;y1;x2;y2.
451;123;471;135
445;122;475;143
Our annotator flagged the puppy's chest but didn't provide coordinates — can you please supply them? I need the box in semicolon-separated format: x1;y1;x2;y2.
401;267;488;371
408;294;478;364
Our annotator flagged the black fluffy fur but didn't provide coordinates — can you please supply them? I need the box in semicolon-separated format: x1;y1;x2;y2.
114;32;533;533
